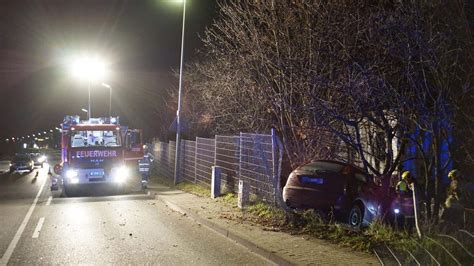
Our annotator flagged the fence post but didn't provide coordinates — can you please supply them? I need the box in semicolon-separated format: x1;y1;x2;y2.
271;128;277;204
211;166;221;199
238;179;249;209
194;137;198;184
238;132;243;187
412;184;422;238
271;128;287;210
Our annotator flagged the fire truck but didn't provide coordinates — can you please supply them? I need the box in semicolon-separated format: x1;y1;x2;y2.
52;115;144;195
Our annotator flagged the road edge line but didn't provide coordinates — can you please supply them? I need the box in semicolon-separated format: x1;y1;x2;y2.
0;176;47;265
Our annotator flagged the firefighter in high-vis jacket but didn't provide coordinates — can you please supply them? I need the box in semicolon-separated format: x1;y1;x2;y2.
138;144;154;189
396;171;414;194
443;169;466;226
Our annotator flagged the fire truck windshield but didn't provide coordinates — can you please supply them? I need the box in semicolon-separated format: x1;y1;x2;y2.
70;130;121;148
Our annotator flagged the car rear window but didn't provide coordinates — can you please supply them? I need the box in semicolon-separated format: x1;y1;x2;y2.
14;155;30;160
298;161;344;173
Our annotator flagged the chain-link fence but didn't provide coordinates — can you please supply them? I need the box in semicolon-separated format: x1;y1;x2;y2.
152;131;282;204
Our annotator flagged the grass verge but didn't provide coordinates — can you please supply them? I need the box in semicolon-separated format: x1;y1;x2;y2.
150;175;210;197
150;177;471;262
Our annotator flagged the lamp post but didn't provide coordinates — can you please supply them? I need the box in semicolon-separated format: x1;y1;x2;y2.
102;83;113;118
174;0;186;185
88;82;91;120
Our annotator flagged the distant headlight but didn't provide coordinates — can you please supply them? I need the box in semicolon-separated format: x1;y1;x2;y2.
112;166;129;183
394;208;400;214
66;169;78;179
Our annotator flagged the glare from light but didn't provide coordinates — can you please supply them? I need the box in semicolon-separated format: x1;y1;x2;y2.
112;166;129;183
70;177;79;184
110;117;117;123
70;55;109;82
394;208;400;214
66;169;78;179
38;156;47;163
81;108;88;113
23;143;27;149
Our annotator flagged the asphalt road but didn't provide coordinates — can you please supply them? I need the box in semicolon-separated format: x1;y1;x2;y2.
0;166;270;265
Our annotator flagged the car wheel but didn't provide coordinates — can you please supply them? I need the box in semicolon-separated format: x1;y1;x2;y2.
348;204;364;228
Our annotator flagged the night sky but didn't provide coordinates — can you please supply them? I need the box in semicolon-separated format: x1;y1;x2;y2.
0;0;217;148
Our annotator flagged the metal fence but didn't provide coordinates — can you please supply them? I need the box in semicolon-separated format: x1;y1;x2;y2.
152;131;281;204
152;141;175;180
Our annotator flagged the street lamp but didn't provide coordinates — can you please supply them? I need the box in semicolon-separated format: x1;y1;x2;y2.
174;0;186;185
81;108;88;120
69;54;109;120
102;83;113;118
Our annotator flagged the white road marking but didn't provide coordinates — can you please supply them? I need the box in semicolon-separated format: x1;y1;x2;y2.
46;196;52;206
32;217;45;238
0;176;47;265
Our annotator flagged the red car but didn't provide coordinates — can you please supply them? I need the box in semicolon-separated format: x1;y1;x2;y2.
283;160;413;228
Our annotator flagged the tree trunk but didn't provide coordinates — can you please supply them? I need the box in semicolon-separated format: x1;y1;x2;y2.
432;123;442;223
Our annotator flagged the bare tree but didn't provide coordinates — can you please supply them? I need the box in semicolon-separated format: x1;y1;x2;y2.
171;1;473;216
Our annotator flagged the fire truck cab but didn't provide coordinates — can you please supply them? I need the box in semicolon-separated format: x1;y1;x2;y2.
52;115;144;195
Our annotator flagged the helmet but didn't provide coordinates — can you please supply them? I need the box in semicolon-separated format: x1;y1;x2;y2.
448;169;459;179
402;171;411;179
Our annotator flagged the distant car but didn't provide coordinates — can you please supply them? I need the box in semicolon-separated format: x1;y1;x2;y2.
30;153;47;168
283;160;410;228
9;154;35;173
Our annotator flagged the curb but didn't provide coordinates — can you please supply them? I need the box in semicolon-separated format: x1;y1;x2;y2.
154;193;292;266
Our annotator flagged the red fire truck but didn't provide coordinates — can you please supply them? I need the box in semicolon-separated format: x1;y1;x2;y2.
52;115;144;195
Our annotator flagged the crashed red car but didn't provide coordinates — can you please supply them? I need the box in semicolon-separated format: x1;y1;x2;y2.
283;160;413;228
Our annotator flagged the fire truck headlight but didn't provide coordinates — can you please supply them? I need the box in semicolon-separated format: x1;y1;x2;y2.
66;169;78;179
112;166;129;183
